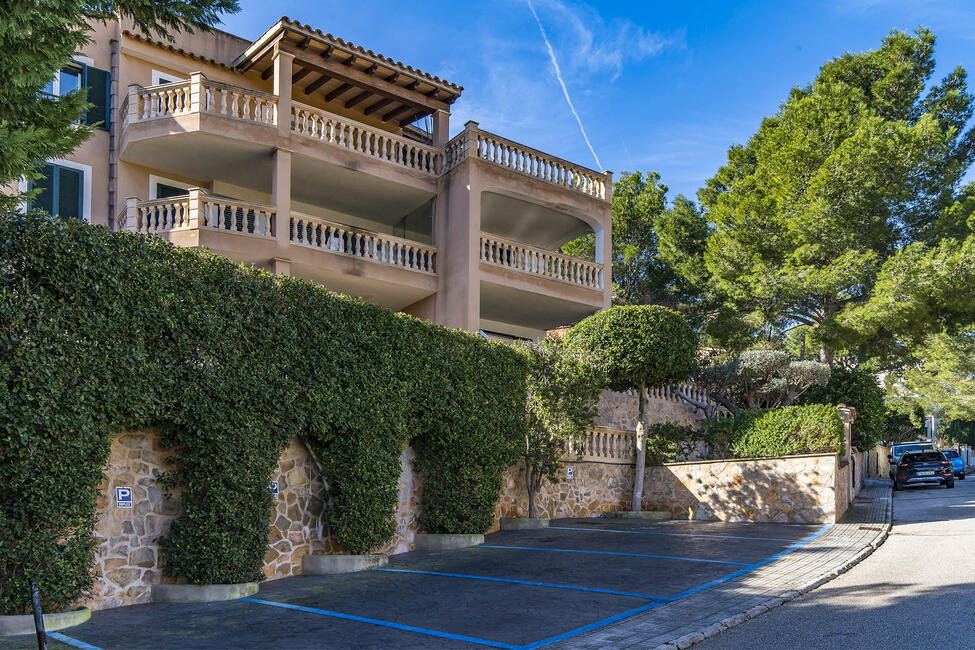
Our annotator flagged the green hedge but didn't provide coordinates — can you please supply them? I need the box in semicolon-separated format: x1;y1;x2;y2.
0;214;526;614
729;405;844;458
800;367;884;450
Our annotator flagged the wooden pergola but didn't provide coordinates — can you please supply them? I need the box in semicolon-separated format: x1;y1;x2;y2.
235;18;463;128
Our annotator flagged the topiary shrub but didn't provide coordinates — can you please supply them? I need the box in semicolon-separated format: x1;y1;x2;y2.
0;214;526;613
729;404;844;458
564;305;698;510
800;366;884;450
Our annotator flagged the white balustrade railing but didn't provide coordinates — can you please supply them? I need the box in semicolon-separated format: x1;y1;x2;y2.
564;427;636;464
202;80;277;125
480;234;603;289
127;196;193;233
199;196;275;238
445;126;610;201
291;102;443;176
123;191;275;239
290;212;437;274
123;76;277;128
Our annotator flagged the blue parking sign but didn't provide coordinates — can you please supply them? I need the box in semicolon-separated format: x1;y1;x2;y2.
116;486;133;508
269;481;279;500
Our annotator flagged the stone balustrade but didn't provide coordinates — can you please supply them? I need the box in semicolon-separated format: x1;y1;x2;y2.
123;76;277;128
445;125;610;202
121;190;276;239
565;427;636;464
291;212;437;274
480;234;603;289
290;101;442;176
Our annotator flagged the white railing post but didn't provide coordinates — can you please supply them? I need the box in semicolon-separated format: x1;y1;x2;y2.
123;197;139;232
126;84;140;125
186;188;202;229
189;72;205;113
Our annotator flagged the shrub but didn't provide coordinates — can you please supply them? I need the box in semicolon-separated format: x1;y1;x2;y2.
729;404;844;458
800;366;884;449
564;305;698;510
0;215;526;613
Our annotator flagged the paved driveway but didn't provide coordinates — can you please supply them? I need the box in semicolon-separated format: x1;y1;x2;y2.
700;475;975;649
2;518;827;650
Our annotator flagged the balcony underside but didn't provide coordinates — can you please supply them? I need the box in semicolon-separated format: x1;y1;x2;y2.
121;115;437;219
480;276;602;335
159;227;436;311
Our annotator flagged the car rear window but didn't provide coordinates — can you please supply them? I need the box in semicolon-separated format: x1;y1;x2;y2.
903;452;943;462
942;450;959;458
894;444;929;454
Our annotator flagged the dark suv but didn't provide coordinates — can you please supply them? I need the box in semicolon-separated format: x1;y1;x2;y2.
893;451;955;491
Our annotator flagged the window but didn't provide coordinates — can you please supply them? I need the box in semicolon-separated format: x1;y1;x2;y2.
152;70;186;86
30;163;85;220
149;175;193;200
42;59;111;130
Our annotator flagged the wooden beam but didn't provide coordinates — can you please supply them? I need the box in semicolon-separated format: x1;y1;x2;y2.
344;54;357;67
321;44;333;60
279;42;451;112
298;35;311;49
364;62;379;75
382;104;414;122
303;73;331;95
405;80;420;91
398;111;427;126
261;66;274;81
363;98;393;116
424;88;440;99
386;72;399;84
292;67;312;84
324;83;354;102
344;90;373;109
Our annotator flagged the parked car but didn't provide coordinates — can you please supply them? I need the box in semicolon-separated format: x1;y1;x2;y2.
893;451;954;490
940;449;966;480
888;442;935;480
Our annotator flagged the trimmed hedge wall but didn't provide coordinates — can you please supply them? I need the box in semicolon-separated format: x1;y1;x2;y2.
728;405;844;458
0;215;526;614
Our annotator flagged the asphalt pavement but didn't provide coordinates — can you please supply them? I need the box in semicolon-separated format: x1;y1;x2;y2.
700;473;975;649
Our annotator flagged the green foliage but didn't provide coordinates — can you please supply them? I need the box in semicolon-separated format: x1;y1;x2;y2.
699;28;975;362
563;305;698;393
0;0;238;213
729;405;845;458
516;338;605;517
801;366;885;449
883;408;926;444
643;422;701;465
0;215;526;613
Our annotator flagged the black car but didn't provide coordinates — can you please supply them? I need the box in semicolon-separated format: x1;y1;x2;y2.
893;451;955;490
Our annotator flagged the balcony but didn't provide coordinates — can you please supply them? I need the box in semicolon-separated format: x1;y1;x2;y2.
479;234;602;290
118;191;438;310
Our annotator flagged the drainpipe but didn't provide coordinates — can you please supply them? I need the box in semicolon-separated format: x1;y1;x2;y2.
108;36;120;230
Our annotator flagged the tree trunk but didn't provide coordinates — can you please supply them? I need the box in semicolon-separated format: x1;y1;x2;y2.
818;344;834;367
525;457;536;519
631;383;648;512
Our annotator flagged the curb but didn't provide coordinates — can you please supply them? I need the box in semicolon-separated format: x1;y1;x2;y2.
151;582;259;603
653;489;892;650
0;608;91;637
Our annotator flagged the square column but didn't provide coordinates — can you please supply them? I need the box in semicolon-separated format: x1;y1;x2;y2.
272;48;293;136
431;110;450;147
272;147;292;269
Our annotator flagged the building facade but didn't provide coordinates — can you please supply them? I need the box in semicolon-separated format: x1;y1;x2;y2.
35;17;612;338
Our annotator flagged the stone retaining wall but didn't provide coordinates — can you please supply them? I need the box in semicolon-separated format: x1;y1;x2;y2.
89;432;421;611
497;453;854;525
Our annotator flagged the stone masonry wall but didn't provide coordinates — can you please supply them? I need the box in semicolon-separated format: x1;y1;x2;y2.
90;432;421;611
497;454;844;525
594;389;703;430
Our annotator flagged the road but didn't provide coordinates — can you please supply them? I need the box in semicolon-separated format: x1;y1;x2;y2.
701;474;975;649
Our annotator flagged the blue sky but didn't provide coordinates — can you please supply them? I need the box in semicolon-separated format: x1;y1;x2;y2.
220;0;975;203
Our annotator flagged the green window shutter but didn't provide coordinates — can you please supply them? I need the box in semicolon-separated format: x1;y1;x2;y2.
83;65;111;130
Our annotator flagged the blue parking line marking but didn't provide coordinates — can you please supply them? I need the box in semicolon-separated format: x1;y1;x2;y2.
375;567;662;599
479;545;750;566
47;632;103;650
519;523;833;649
240;597;515;649
549;525;798;543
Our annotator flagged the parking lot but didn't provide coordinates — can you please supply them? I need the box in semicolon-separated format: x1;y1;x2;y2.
5;518;828;650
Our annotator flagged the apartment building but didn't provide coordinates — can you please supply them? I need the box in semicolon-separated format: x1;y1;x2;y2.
36;17;612;339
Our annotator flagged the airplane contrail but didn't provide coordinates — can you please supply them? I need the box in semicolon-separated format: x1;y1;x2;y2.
527;0;603;170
